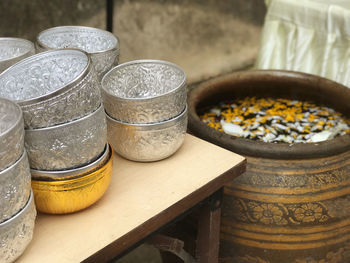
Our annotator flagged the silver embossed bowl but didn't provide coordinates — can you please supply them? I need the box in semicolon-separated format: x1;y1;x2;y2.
31;143;110;181
25;104;107;171
36;26;120;80
0;190;36;263
0;37;35;73
0;151;31;224
0;98;24;171
0;49;101;129
106;105;188;162
101;60;187;124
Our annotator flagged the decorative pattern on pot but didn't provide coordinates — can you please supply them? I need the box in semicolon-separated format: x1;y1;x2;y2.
187;70;350;263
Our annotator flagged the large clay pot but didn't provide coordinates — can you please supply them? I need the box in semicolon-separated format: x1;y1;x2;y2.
188;70;350;263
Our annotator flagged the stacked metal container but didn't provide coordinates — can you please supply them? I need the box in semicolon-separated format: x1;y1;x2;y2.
101;60;188;162
0;47;114;215
0;98;36;263
0;28;119;261
35;25;120;81
0;38;36;263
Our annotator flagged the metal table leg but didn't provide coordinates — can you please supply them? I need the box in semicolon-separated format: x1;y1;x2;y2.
106;0;114;32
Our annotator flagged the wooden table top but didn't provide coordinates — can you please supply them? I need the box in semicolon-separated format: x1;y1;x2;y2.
17;134;246;263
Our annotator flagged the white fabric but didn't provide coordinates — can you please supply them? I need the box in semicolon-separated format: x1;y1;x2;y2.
255;0;350;88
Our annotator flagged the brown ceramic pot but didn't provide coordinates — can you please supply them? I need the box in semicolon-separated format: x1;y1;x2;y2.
188;70;350;263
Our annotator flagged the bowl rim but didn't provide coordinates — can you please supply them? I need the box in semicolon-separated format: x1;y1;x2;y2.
0;48;91;105
106;104;187;128
0;189;33;228
0;150;27;176
36;25;120;54
0;97;23;140
25;103;103;132
30;143;109;180
101;59;187;101
0;37;34;63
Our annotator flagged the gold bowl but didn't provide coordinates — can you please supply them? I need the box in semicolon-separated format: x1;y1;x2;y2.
31;144;113;214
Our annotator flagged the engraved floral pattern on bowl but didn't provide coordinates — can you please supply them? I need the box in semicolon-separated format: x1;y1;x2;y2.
106;106;187;162
0;191;36;263
0;49;101;129
36;26;120;80
0;151;31;223
0;98;24;171
25;105;107;170
102;60;187;123
0;38;35;73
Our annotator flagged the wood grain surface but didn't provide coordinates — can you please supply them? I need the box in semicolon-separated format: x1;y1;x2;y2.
17;134;245;263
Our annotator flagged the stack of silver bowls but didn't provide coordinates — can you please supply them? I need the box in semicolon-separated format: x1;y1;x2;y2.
0;97;36;263
0;49;108;213
102;59;188;162
0;37;35;73
35;25;120;80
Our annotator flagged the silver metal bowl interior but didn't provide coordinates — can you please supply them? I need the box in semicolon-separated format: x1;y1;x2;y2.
37;26;119;54
0;37;35;73
0;49;88;103
0;190;36;263
102;59;187;123
36;26;120;80
31;143;110;181
102;59;186;99
0;150;31;223
0;98;24;171
25;104;107;171
106;105;188;162
0;49;102;129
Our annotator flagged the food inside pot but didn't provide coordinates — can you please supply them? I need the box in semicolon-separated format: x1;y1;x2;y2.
199;97;350;143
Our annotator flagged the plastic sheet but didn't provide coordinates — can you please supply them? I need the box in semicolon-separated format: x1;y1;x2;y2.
255;0;350;88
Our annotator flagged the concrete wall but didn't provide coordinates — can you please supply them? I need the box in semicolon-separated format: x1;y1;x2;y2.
0;0;106;41
0;0;267;83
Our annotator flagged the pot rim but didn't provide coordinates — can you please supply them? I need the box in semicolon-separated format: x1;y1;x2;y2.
188;69;350;159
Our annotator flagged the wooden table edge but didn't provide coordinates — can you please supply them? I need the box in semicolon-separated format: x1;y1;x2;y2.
82;158;246;263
